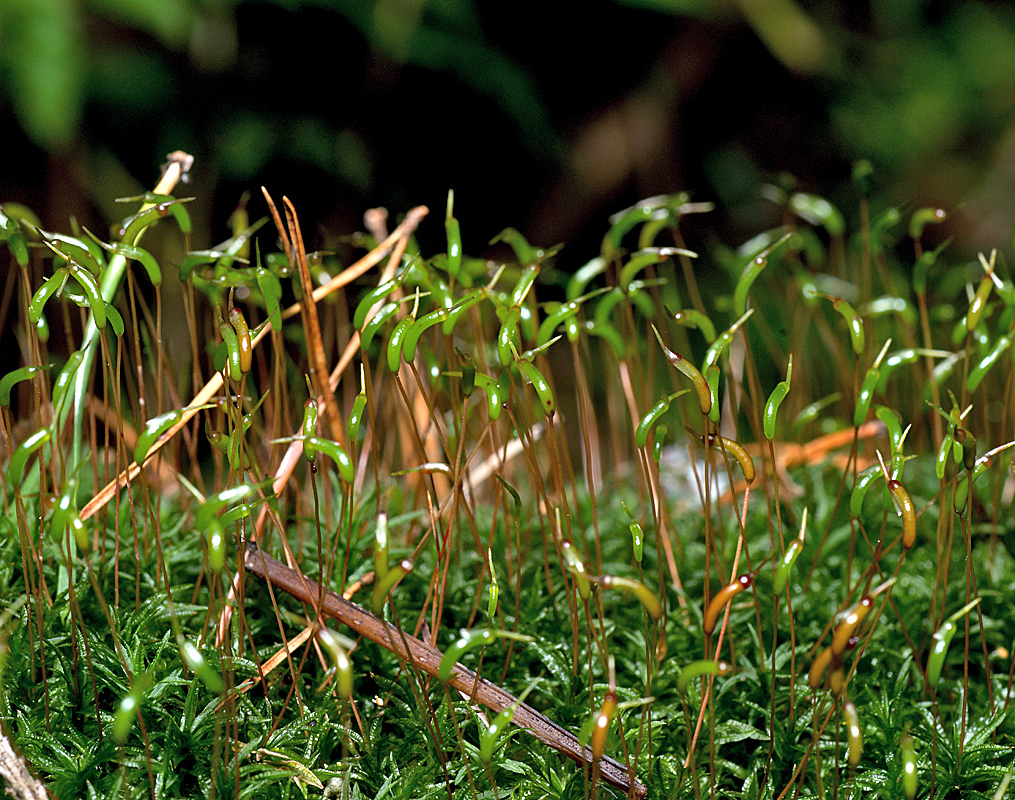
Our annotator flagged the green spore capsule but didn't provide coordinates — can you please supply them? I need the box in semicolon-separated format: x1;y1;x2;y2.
438;628;534;683
676;659;733;694
652;423;667;463
486;548;499;619
668;306;716;343
561;541;591;601
705;365;721;425
498;307;522;367
28;271;67;326
440;288;483;335
360;301;399;350
517;359;555;417
113;689;141;745
318;627;354;700
703;309;754;370
178;635;224;694
206;519;226;573
445;190;462;280
353;271;409;330
635;391;685;448
228;307;252;374
373;513;389;581
926;598;981;689
371;558;413;615
219;319;242;382
773;508;807;596
651;324;711;415
850;464;883;517
0;365;47;407
135;405;214;466
480;681;539;763
403;306;448;363
832;298;865;356
387;313;415;373
304;436;354;483
474;372;504;421
900;733;918;800
566;256;607;300
629;522;644;563
763;354;793;440
843;700;862;766
967;334;1011;393
854;338;891;427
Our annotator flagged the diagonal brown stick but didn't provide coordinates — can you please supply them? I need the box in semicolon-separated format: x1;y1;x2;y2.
243;542;647;800
80;206;428;522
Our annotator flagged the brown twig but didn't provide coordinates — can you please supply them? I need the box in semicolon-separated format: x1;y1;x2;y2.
243;542;646;800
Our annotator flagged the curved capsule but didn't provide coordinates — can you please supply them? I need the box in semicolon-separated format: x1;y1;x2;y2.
808;644;837;690
194;483;264;532
703;572;754;635
480;702;520;763
178;634;224;694
206;519;226;573
360;301;399;350
119;197;193;245
854;368;880;427
887;479;917;549
833;298;865;356
51;483;89;552
135;408;187;466
704;365;720;425
373;513;389;581
113;689;142;745
301;397;319;442
830;596;874;657
936;430;954;479
676;659;733;694
629;522;644;563
486;548;499;619
473;372;504;421
585;319;625;358
652;423;667;463
371;558;413;615
219;320;242;382
437;627;534;683
706;432;755;483
850;464;883;517
966;265;995;334
537;299;581;347
440;288;484;335
876;406;904;455
704;309;754;370
909;206;947;240
764;355;793;440
90;236;163;287
228;308;252;374
668;307;716;343
635;391;684;448
510;264;540;306
966;334;1011;393
843;700;862;767
773;508;807;596
387;314;415;373
318;627;353;700
403;306;448;363
255;267;283;331
0;365;47;407
595;574;662;620
900;734;918;800
445;191;462;280
651;325;711;415
926;598;981;688
28;272;67;325
618;248;686;291
517;359;555;417
566;256;607;301
498;307;522;367
348;390;367;442
455;348;476;398
561;541;591;601
304;436;354;484
51;351;85;414
353;271;409;330
590;691;618;765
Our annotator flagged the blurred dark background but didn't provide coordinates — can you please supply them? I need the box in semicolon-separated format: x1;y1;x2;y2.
4;0;1015;269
